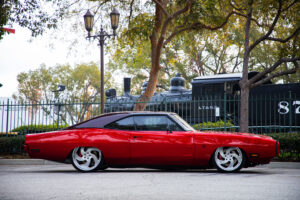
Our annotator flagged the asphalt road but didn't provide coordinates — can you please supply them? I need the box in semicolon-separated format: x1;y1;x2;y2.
0;163;299;200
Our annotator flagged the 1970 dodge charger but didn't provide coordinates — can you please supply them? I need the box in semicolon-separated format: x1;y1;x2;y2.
24;112;279;172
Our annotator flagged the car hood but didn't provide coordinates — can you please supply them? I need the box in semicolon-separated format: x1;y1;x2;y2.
231;132;273;139
199;131;274;140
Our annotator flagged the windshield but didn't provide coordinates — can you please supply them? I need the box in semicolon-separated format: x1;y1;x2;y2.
171;113;195;131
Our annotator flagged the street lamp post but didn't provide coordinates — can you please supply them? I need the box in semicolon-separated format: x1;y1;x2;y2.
52;85;65;129
84;8;120;114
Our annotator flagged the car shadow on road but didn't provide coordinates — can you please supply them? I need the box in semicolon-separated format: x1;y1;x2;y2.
18;168;273;175
101;169;272;175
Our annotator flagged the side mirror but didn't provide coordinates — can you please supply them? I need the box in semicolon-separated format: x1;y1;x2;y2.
167;127;173;134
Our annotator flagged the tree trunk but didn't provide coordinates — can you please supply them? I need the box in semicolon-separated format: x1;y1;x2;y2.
134;1;166;111
134;37;162;111
134;66;160;111
239;86;249;132
239;0;253;133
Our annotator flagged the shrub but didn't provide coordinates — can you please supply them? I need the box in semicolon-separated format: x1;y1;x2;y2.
192;120;235;132
0;136;25;154
0;132;18;136
11;124;68;135
265;132;300;161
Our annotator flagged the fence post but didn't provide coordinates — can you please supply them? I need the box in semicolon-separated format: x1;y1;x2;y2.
57;100;60;130
224;92;227;131
289;91;292;133
164;98;167;112
6;99;9;135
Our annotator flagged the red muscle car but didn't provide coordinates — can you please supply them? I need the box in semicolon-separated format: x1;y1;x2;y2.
24;112;279;172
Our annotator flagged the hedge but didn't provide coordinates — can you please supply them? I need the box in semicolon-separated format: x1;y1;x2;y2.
192;120;235;132
0;132;18;136
11;124;68;135
0;136;25;154
265;132;300;161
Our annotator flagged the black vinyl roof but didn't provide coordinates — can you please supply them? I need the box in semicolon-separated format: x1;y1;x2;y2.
68;111;174;129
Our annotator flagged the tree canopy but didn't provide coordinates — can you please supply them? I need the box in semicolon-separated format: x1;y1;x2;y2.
109;0;299;86
232;0;300;132
13;63;117;124
0;0;72;40
13;63;117;102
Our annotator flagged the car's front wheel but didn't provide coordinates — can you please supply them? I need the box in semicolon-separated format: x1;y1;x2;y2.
213;147;244;172
71;147;104;172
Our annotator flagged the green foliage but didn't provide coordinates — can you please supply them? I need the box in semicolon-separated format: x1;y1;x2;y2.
13;63;117;124
236;0;300;83
265;132;300;161
192;120;235;132
11;124;68;135
14;63;116;102
107;0;300;93
0;136;25;154
0;0;69;40
170;30;243;78
109;38;163;94
0;132;18;136
107;0;239;96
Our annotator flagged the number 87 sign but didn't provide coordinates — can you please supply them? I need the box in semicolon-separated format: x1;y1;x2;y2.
278;101;300;114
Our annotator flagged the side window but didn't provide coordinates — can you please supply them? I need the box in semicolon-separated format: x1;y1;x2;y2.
167;118;183;131
104;117;135;130
134;116;168;131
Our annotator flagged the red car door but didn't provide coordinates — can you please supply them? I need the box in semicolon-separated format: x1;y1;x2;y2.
101;117;135;165
130;115;194;166
167;130;194;165
130;130;171;165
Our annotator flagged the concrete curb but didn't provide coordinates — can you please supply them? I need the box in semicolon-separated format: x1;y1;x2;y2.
0;159;62;165
0;159;299;168
258;161;300;169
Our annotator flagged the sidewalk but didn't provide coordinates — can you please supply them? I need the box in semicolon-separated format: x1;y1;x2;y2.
0;159;299;168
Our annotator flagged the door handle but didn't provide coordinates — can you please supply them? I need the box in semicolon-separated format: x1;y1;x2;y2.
133;136;142;139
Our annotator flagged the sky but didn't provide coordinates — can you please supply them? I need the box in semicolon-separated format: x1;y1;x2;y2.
0;25;104;98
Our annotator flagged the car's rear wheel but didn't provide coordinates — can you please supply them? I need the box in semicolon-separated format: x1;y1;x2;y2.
71;147;103;172
213;147;244;172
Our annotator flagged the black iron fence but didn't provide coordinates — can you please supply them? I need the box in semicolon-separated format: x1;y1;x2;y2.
1;93;299;136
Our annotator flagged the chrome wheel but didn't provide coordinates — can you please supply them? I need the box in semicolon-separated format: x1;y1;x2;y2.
214;147;244;172
72;147;102;172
